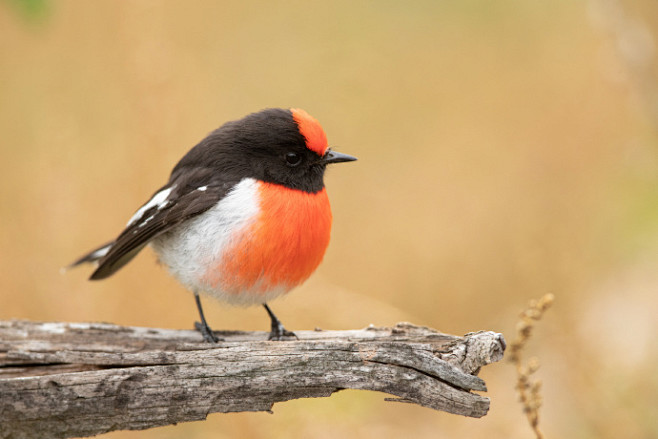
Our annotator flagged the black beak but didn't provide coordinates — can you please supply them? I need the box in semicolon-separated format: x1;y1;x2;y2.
322;149;357;164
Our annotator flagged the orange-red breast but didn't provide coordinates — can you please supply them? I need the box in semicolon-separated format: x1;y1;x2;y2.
70;108;356;342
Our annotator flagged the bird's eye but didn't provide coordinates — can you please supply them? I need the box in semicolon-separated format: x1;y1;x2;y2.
285;152;302;167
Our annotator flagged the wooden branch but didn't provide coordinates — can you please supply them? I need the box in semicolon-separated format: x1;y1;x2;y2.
0;320;505;439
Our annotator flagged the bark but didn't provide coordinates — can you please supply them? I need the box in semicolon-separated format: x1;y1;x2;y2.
0;320;505;438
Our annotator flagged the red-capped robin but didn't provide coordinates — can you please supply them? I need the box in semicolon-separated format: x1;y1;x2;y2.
70;108;356;342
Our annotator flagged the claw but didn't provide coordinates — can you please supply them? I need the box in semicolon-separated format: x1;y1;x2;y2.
194;321;220;343
268;322;298;341
263;303;298;341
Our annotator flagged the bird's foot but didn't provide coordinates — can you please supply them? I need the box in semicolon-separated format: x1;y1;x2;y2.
268;321;298;341
194;321;221;343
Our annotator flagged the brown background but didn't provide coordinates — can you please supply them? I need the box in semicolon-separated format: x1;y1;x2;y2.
2;1;657;438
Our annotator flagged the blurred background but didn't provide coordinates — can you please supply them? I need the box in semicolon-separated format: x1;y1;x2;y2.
2;1;657;438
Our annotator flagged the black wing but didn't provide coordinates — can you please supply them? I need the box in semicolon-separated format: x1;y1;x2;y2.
89;171;238;280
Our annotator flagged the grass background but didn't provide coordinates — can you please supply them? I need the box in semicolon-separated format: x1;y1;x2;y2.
2;1;658;437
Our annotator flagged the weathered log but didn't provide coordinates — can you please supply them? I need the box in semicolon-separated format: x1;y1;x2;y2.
0;320;505;438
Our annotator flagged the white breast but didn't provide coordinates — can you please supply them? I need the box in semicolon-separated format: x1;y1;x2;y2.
150;178;262;303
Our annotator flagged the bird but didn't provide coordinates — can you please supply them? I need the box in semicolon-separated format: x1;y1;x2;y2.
69;108;356;342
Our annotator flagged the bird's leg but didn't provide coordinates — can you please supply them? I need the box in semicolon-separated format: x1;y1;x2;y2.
263;303;297;341
193;292;220;343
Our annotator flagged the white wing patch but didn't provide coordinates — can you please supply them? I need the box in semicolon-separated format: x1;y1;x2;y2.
127;186;175;227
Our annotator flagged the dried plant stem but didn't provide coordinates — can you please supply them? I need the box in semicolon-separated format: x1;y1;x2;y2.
509;294;554;439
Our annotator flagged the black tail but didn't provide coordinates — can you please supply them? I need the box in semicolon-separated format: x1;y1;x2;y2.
67;241;115;270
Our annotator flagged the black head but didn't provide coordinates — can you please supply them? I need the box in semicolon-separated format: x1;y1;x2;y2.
172;108;356;193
